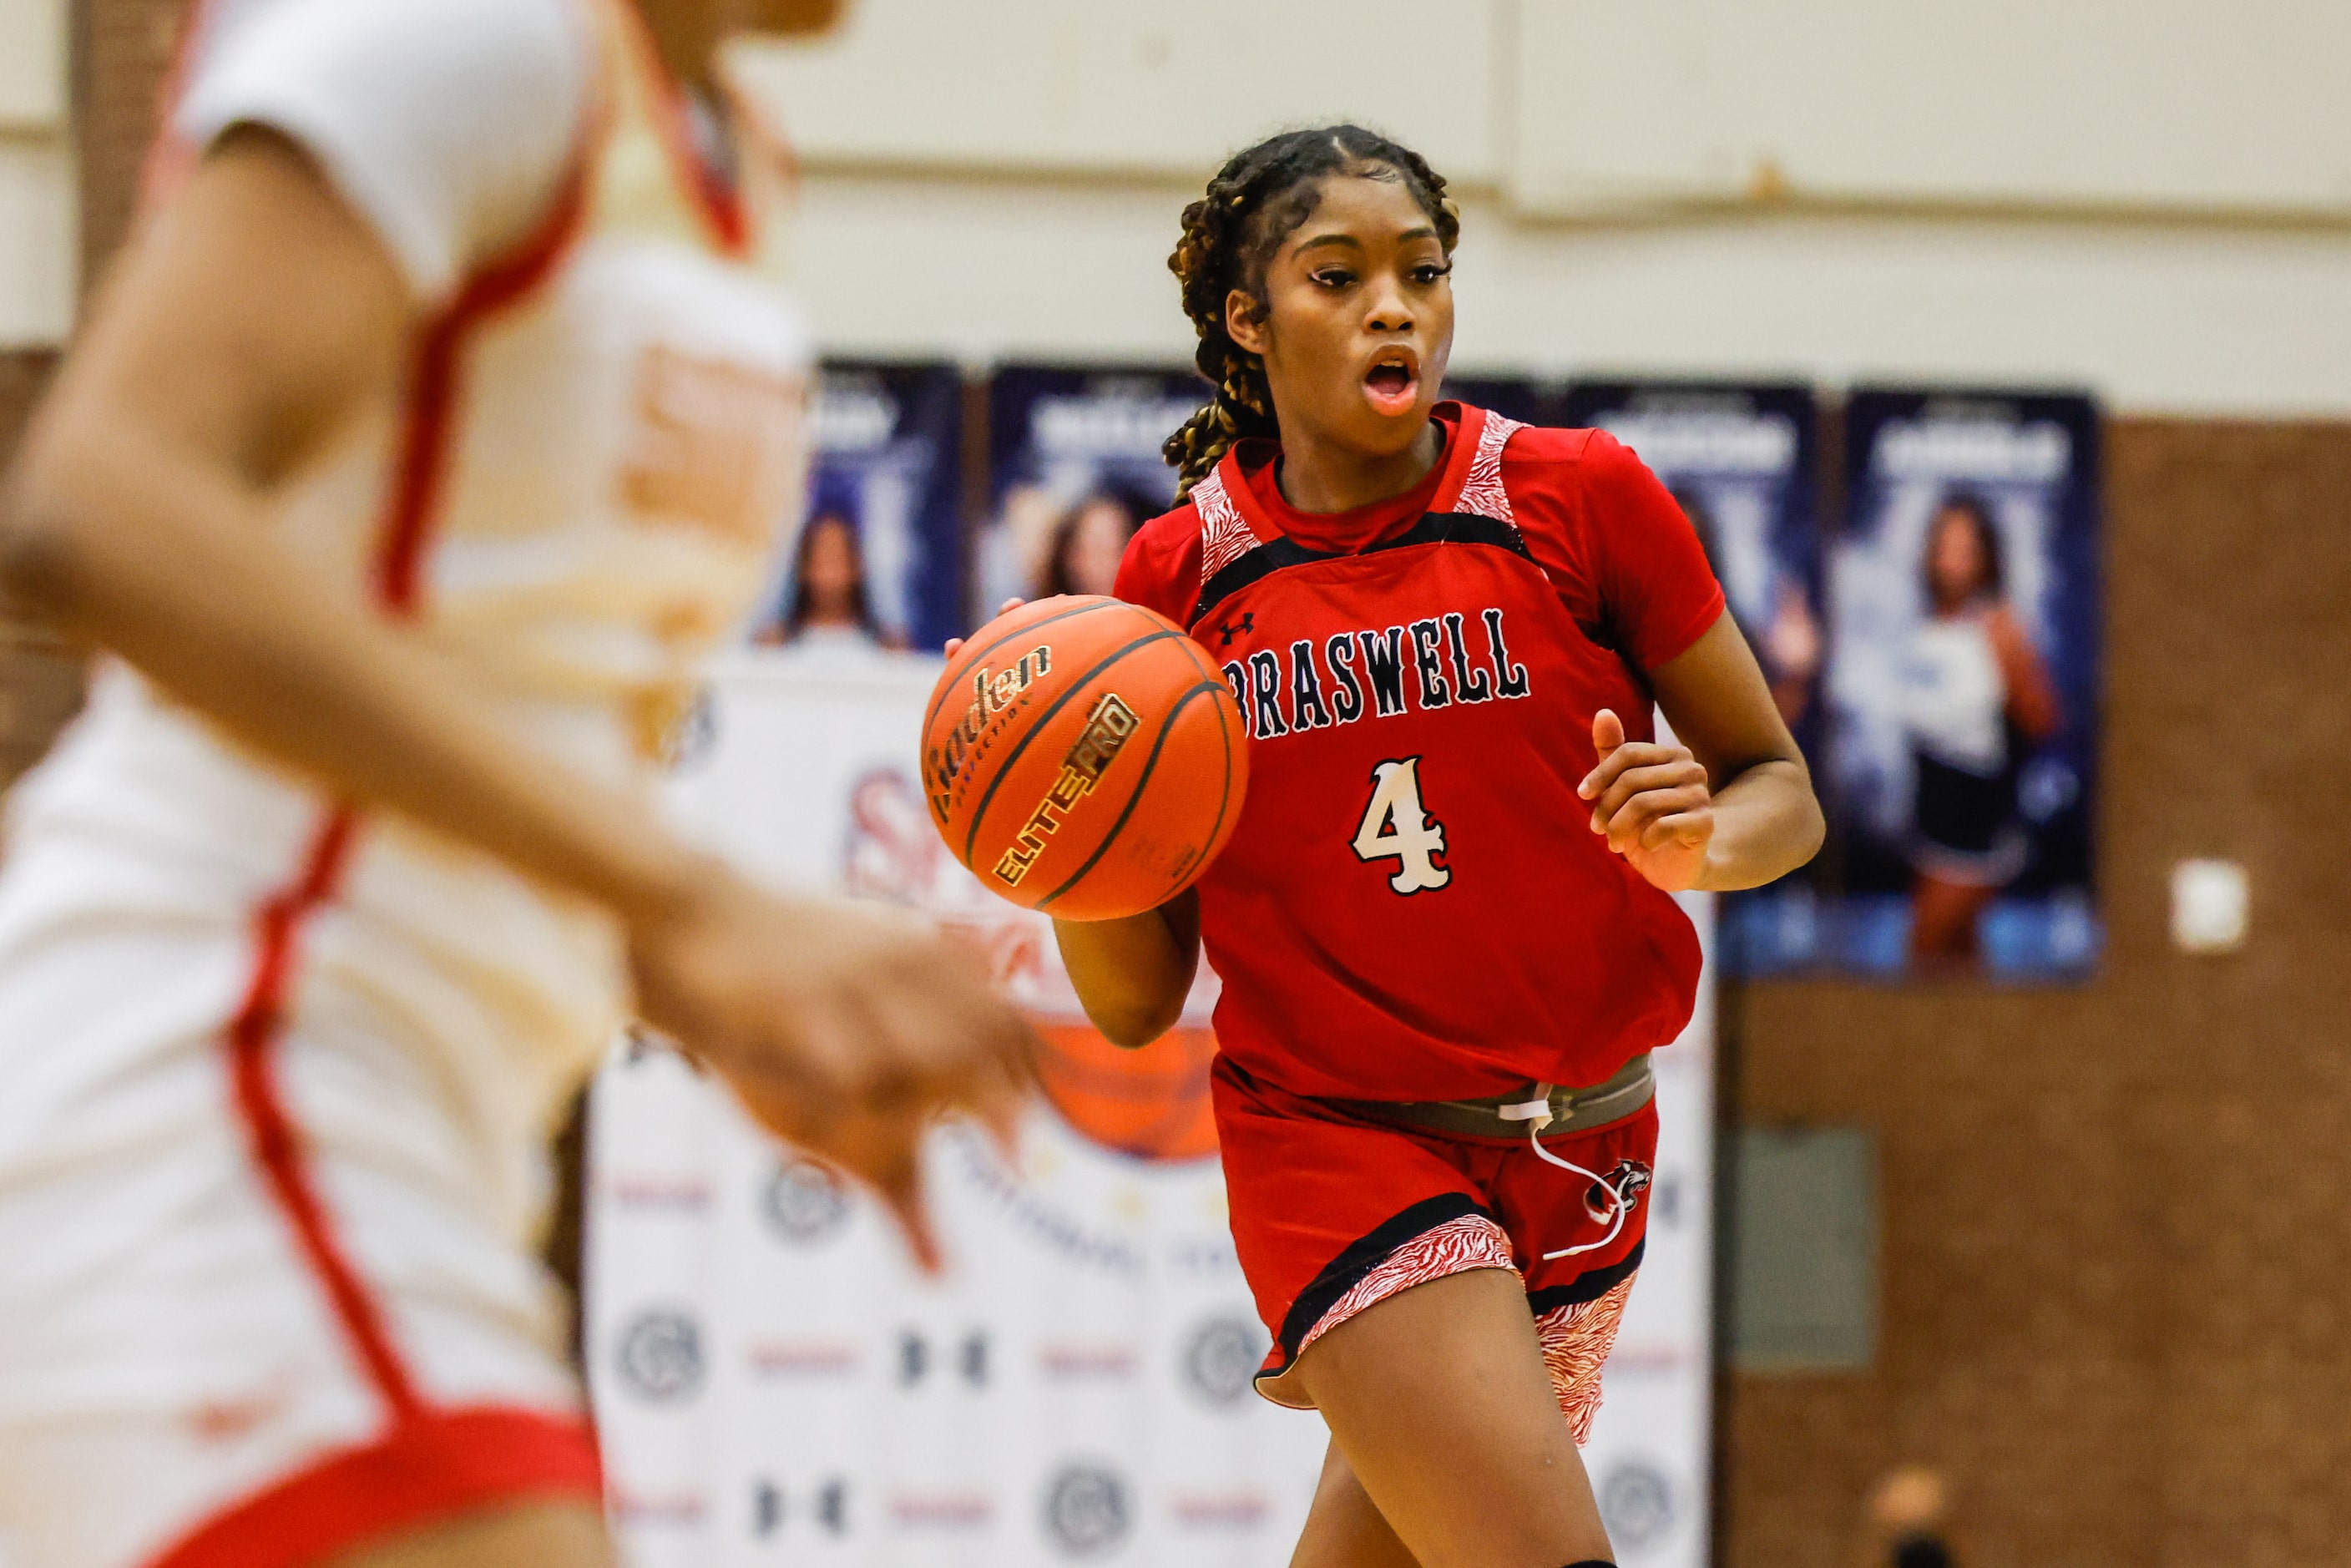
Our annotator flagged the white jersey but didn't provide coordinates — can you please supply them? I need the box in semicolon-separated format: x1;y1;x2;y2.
1898;612;2009;776
0;0;809;1561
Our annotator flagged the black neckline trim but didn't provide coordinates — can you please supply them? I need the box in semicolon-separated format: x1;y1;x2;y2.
1192;511;1532;625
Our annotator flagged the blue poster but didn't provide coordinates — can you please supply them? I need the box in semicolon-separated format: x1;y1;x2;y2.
978;366;1210;619
1790;388;2103;980
756;360;966;654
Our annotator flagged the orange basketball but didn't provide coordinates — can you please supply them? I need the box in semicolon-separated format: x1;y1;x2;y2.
921;595;1248;920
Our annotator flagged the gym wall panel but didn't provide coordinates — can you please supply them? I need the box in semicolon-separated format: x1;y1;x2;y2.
0;139;74;346
0;0;67;129
1510;0;2351;216
733;0;1502;183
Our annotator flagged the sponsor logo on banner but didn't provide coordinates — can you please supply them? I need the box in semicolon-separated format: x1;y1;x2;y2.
610;1489;709;1530
752;1477;850;1540
614;1308;705;1404
894;1328;991;1387
890;1490;994;1531
1166;1490;1272;1529
1038;1341;1140;1380
1179;1313;1266;1408
607;1176;710;1212
746;1339;862;1379
1043;1464;1132;1558
761;1156;851;1243
1597;1458;1676;1556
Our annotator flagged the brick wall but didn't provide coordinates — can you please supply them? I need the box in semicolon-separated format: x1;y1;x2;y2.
0;0;192;788
0;349;79;785
1724;417;2351;1567
76;0;190;286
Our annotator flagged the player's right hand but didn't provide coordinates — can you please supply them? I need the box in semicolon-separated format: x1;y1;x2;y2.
624;867;1034;1272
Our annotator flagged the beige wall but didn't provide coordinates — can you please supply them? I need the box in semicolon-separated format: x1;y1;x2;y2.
751;0;2351;418
0;0;73;348
790;172;2351;417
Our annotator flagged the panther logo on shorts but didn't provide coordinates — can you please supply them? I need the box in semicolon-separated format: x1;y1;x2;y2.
1585;1159;1654;1222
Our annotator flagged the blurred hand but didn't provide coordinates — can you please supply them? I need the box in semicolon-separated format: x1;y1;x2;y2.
1577;707;1714;893
943;598;1028;661
627;867;1034;1272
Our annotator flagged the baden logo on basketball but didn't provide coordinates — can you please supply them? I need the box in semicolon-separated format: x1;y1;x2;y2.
925;641;1054;822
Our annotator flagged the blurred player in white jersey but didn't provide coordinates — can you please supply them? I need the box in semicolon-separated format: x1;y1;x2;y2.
0;2;1029;1565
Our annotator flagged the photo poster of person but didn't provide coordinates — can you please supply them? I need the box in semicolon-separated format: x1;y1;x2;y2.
755;360;965;653
1555;382;1830;976
1812;388;2102;981
978;366;1211;618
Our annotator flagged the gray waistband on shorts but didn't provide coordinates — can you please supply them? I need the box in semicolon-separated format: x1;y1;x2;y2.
1332;1053;1655;1141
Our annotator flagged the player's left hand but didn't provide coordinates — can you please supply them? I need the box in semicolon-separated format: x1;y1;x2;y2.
1578;707;1714;892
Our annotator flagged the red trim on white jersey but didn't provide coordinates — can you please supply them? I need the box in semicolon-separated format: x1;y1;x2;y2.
608;0;751;256
373;140;595;612
221;809;423;1415
143;1406;602;1568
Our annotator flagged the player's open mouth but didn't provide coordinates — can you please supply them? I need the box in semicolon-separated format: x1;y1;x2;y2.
1363;352;1419;417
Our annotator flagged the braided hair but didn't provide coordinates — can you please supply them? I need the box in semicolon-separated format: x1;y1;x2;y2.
1163;125;1460;499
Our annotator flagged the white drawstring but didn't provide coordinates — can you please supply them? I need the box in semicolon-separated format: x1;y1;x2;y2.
1500;1083;1631;1261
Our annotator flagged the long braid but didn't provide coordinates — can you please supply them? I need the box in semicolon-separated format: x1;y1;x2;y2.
1163;126;1461;500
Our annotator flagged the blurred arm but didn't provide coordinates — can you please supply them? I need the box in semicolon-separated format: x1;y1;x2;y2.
1052;889;1201;1048
0;127;710;923
1986;604;2063;741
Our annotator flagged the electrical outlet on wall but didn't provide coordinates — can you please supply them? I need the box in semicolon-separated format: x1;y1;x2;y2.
2171;859;2248;953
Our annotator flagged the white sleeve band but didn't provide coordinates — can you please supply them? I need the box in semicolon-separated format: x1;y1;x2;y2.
173;0;592;301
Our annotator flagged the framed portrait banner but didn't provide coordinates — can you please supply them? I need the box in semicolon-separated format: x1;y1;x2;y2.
1791;388;2103;980
758;361;967;654
978;366;1210;620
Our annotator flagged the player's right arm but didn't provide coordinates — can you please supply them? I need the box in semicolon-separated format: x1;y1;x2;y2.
0;128;1027;1267
1052;891;1201;1049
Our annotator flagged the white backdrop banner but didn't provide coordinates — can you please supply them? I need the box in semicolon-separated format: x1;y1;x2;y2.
587;650;1716;1567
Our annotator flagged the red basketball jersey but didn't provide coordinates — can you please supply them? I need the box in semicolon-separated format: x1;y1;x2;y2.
1115;404;1725;1100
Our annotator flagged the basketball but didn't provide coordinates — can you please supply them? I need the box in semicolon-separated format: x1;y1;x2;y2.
921;595;1248;920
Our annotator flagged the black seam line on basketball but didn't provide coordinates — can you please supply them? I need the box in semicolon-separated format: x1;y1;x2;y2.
1194;657;1239;886
1272;1191;1493;1365
1191;512;1533;623
1034;679;1224;911
1523;1237;1646;1316
961;627;1187;866
919;599;1123;741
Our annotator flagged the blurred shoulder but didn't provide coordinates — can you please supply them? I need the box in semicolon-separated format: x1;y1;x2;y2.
174;0;593;299
184;0;588;100
1496;422;1640;485
1115;498;1206;626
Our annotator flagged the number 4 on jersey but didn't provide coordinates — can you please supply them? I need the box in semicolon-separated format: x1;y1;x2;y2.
1351;757;1451;893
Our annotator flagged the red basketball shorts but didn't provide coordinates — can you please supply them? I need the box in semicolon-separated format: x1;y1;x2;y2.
1211;1056;1655;1444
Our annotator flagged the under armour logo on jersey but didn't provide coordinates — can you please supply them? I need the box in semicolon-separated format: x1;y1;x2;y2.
1216;613;1256;646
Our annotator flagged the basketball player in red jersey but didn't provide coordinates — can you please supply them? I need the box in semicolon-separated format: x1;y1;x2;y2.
1054;128;1825;1568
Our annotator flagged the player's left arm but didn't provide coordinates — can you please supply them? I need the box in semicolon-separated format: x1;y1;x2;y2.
1580;611;1825;893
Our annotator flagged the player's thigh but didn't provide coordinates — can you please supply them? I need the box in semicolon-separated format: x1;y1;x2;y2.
1288;1267;1610;1568
326;1500;616;1568
1289;1439;1419;1568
